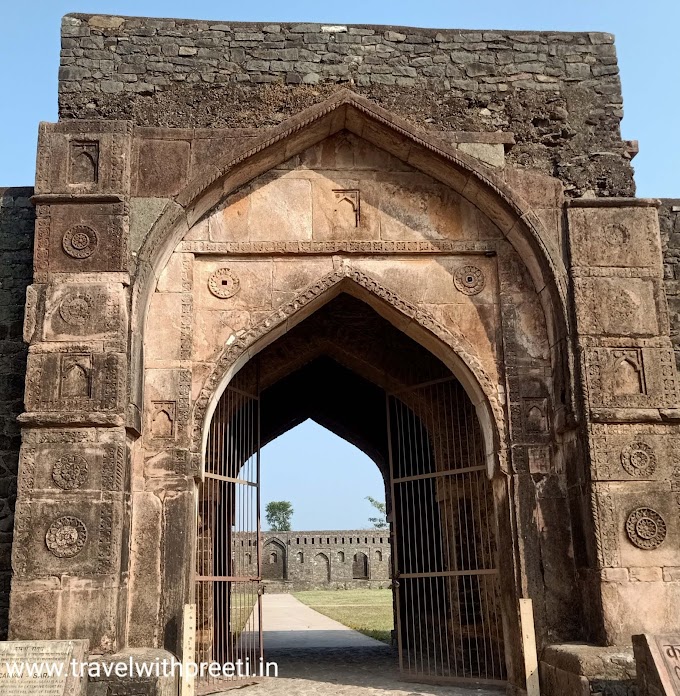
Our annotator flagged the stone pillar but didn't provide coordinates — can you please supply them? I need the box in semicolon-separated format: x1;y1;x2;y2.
567;200;680;644
9;121;133;652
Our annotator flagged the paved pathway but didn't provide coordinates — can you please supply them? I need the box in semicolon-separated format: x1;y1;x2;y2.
242;593;386;650
206;594;502;696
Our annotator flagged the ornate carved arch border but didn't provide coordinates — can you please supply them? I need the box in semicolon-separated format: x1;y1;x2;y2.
190;266;507;472
133;89;570;377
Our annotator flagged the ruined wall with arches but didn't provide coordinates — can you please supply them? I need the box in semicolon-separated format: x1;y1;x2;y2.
254;530;391;590
5;16;680;695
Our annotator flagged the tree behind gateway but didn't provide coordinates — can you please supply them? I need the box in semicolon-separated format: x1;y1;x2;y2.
265;501;294;531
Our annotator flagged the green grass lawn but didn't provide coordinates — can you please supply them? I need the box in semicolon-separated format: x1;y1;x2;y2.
293;589;394;644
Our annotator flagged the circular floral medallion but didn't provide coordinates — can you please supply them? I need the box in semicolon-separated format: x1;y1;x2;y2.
59;293;93;326
208;268;240;299
62;225;98;259
625;507;667;550
454;265;485;296
621;442;657;478
52;454;89;490
45;516;88;558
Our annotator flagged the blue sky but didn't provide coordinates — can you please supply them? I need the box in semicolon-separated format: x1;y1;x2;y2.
2;1;678;529
260;420;385;531
1;0;678;195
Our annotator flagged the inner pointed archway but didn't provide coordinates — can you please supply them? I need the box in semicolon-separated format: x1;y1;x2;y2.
196;293;509;688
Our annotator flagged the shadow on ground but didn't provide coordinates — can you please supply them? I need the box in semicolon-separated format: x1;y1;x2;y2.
208;644;503;696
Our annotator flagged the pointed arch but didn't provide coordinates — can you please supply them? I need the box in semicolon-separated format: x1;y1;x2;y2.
262;538;287;581
133;91;570;411
191;266;505;476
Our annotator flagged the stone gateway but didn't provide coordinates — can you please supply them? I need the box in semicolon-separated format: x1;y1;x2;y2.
0;12;679;695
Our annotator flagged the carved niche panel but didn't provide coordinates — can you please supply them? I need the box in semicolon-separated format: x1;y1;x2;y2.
332;189;360;228
12;499;121;578
34;200;129;280
69;141;99;186
24;352;126;413
584;346;679;409
150;401;176;439
18;428;126;494
144;369;192;449
60;355;92;399
43;284;126;344
35;121;132;196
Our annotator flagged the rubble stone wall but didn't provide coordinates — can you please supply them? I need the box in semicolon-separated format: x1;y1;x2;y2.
58;14;634;198
254;529;392;591
0;188;34;638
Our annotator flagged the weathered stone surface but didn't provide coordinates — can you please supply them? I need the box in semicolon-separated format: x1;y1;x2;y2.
56;16;633;198
133;138;191;197
258;530;391;591
541;643;636;696
572;208;661;270
87;648;178;696
0;189;34;640
660;199;680;370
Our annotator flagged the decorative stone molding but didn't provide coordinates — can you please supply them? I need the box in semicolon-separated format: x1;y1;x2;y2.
191;265;504;456
620;442;657;478
59;292;93;326
52;454;89;490
591;488;620;568
62;225;98;259
45;516;88;558
179;240;497;255
208;268;240;299
625;507;667;550
454;265;486;296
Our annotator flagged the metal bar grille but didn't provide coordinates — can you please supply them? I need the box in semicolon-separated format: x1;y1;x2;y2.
196;365;262;688
388;376;506;686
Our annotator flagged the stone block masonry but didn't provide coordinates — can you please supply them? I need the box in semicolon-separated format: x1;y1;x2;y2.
58;15;634;198
0;188;34;639
660;199;680;368
244;530;392;592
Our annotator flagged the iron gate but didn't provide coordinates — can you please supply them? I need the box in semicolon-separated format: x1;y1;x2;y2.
196;365;262;687
387;375;506;686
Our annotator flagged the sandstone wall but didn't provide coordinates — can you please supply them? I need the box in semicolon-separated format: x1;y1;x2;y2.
0;188;34;638
58;15;633;198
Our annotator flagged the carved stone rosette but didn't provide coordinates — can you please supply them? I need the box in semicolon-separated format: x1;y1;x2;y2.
625;507;667;550
52;454;89;490
620;442;657;478
59;293;94;326
62;225;99;259
208;268;240;299
45;516;88;558
454;265;485;295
